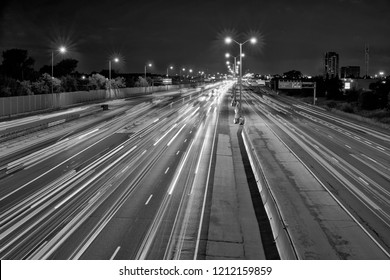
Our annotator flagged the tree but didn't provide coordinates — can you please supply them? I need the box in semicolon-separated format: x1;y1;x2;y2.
87;73;106;90
324;77;343;100
1;49;35;80
113;77;126;88
135;76;148;87
55;59;78;77
369;80;390;109
40;58;78;78
283;70;302;80
60;75;78;92
358;91;378;110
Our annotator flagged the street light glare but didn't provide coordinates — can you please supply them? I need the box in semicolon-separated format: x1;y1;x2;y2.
225;37;232;44
225;53;230;58
148;63;152;67
114;58;119;62
59;46;66;53
250;37;257;44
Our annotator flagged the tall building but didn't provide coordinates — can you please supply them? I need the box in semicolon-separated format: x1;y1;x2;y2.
340;66;360;78
324;52;339;78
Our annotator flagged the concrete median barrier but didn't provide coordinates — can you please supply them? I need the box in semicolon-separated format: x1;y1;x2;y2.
241;126;298;259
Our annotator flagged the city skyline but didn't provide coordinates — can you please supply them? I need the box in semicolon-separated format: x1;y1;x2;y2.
1;0;389;76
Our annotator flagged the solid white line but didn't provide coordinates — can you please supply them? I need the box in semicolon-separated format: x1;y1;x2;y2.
154;124;177;146
167;124;187;146
376;146;385;151
358;177;369;186
145;194;153;205
78;128;99;140
110;246;121;260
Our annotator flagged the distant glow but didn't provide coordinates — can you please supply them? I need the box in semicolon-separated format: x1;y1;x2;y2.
250;37;257;44
182;68;185;71
379;71;384;75
81;75;86;79
189;69;193;73
148;63;152;67
225;37;232;44
225;53;230;58
241;53;245;57
226;61;230;65
345;82;351;89
170;66;173;69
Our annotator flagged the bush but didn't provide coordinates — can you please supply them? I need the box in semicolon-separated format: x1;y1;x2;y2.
358;91;378;110
326;101;337;109
338;103;354;113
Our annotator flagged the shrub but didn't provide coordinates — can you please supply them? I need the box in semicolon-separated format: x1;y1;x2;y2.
339;103;354;113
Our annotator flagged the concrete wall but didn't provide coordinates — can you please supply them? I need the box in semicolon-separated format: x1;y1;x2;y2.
0;85;184;118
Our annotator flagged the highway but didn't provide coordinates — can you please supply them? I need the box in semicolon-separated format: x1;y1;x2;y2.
0;83;230;259
241;84;390;256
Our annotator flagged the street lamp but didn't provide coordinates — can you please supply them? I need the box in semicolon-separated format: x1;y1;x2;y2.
225;36;256;118
145;63;152;92
51;46;67;94
180;67;186;84
167;66;173;77
108;57;119;95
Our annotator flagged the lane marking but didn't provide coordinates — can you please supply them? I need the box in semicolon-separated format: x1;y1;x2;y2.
345;145;352;149
377;146;385;151
165;167;170;174
167;124;187;146
358;177;369;186
145;194;153;205
176;150;180;155
110;246;121;260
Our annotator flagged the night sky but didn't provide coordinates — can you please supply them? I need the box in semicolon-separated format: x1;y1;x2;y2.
1;0;389;76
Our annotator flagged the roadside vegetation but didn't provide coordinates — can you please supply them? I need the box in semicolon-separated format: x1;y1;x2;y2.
274;70;390;128
0;49;150;97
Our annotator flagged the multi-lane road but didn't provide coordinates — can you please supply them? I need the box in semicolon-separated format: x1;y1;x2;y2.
0;83;230;259
1;81;389;259
242;84;390;256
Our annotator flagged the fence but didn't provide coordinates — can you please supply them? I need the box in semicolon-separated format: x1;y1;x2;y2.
0;85;184;118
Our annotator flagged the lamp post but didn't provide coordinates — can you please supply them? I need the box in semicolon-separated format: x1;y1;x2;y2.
144;63;152;93
180;67;186;84
167;66;173;77
166;66;173;90
225;37;256;117
108;57;119;97
51;46;66;94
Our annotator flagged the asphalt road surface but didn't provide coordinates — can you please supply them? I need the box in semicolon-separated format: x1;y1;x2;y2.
0;83;230;259
241;84;390;256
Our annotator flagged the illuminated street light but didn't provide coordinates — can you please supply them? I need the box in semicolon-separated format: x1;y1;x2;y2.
109;57;119;94
225;36;257;117
144;63;152;92
51;46;67;94
167;65;173;77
